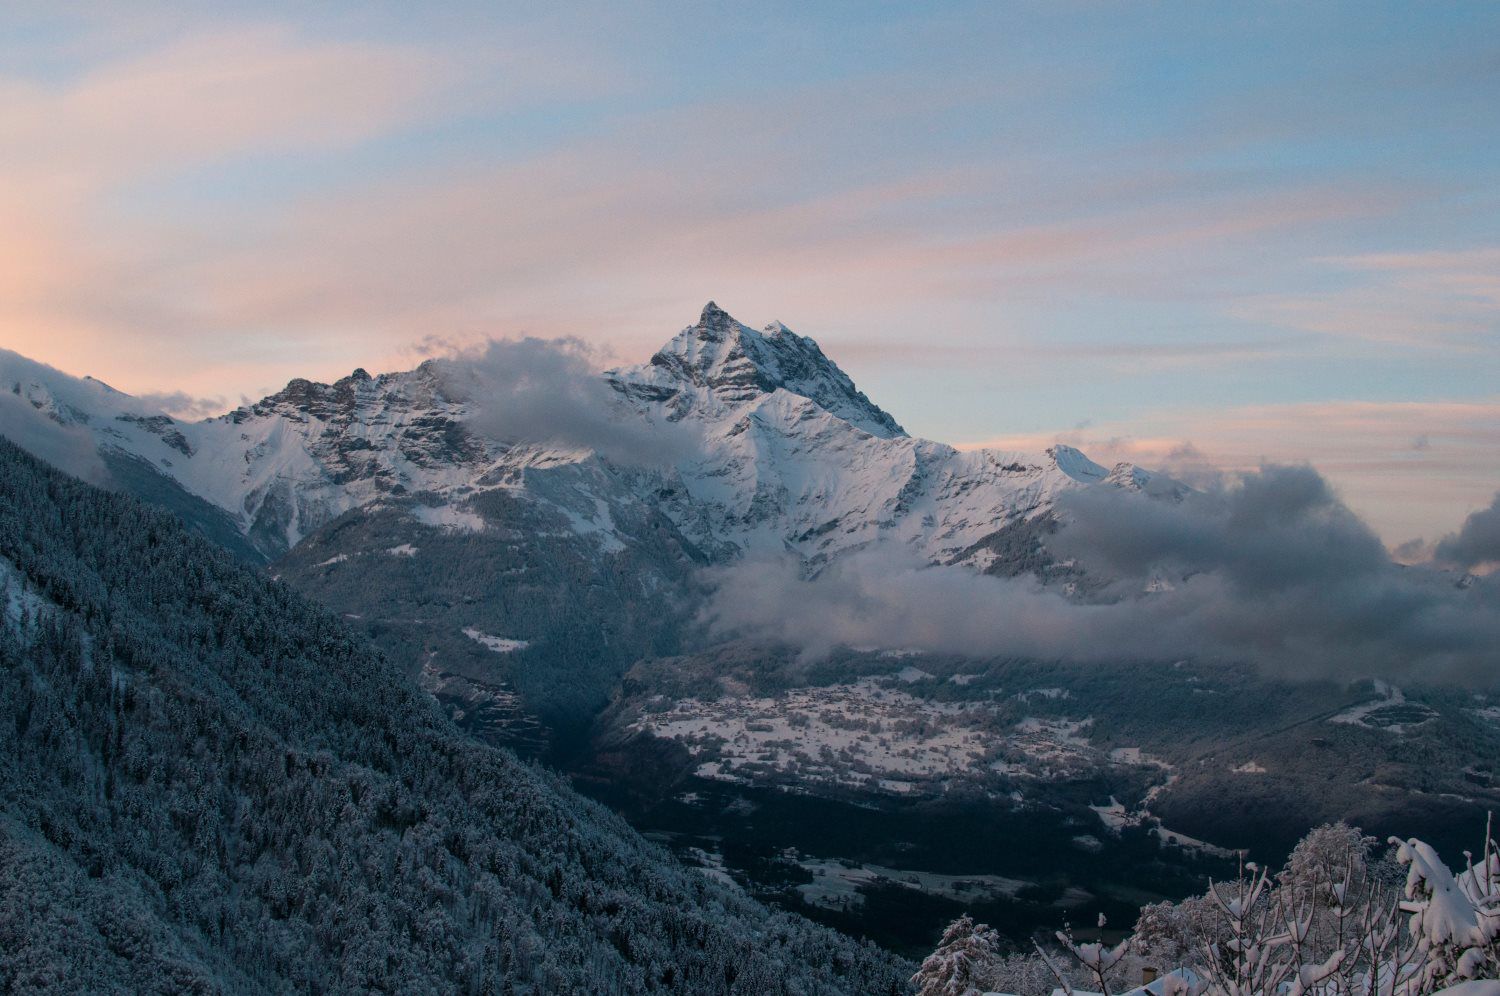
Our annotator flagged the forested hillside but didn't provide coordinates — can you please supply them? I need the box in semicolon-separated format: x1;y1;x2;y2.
0;439;909;994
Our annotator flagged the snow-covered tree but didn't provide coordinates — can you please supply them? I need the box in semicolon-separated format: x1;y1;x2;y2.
985;951;1065;996
1280;823;1375;903
1134;894;1226;970
0;439;913;994
1393;831;1500;988
913;914;1004;996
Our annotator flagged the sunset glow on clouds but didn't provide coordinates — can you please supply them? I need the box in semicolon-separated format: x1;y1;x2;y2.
0;2;1496;543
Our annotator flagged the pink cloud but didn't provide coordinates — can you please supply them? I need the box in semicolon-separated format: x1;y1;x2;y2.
0;17;1488;547
0;25;455;186
1235;248;1500;346
0;24;470;393
99;135;1390;367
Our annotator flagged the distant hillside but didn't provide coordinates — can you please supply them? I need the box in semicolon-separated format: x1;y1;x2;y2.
0;439;909;994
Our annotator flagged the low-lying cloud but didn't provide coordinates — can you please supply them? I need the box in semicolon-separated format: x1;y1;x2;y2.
431;337;701;469
0;349;114;484
702;464;1500;686
0;389;109;485
1435;493;1500;572
135;391;229;420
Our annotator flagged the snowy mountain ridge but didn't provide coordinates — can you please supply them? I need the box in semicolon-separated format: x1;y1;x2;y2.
1;302;1162;570
611;301;906;439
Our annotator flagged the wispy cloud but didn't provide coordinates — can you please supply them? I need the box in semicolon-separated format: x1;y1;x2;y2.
1236;248;1500;347
0;25;453;185
62;112;1392;387
432;337;702;468
0;12;1421;394
0;23;472;395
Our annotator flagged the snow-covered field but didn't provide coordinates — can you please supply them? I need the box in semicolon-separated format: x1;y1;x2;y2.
1090;794;1239;859
462;628;530;653
631;677;1162;795
1329;682;1438;734
412;504;486;533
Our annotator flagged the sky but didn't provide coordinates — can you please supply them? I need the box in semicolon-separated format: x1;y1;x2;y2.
0;2;1496;546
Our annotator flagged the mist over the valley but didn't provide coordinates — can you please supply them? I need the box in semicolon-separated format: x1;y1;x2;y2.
702;457;1500;685
287;334;1500;688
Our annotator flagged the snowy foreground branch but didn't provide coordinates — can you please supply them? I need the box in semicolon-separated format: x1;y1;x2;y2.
913;823;1500;996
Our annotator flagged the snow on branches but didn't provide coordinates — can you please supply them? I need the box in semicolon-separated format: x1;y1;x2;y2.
916;822;1500;996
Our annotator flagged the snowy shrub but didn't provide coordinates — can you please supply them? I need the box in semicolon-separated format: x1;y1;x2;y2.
1133;894;1226;968
1392;832;1500;988
921;822;1500;996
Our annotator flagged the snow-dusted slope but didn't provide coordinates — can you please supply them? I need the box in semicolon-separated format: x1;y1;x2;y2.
606;302;1162;567
4;353;488;557
1;302;1164;568
4;349;625;559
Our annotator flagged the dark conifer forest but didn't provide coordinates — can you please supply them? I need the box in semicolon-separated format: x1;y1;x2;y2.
0;439;909;993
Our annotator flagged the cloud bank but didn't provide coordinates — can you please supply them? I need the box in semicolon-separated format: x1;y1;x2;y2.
0;389;108;485
1436;494;1500;571
702;465;1500;686
966;397;1500;550
431;337;700;469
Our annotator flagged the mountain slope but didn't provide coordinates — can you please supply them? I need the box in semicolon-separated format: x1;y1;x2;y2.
2;305;1166;737
2;303;1159;570
607;303;1140;568
0;438;909;993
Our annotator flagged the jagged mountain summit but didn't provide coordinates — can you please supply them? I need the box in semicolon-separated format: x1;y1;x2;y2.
0;302;1163;571
608;302;1146;568
615;301;907;438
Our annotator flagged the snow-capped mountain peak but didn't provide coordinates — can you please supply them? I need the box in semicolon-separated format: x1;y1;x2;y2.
614;301;905;439
1046;444;1109;484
